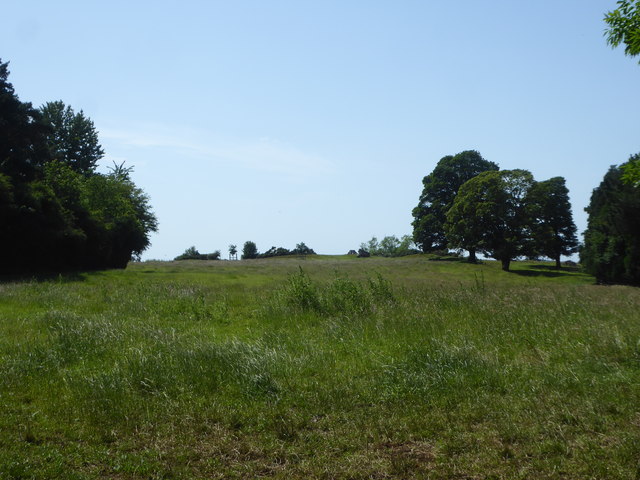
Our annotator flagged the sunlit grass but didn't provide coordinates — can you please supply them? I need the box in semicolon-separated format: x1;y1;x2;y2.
0;255;638;478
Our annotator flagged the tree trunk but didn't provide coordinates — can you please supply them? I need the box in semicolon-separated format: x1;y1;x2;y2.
501;258;511;271
468;249;477;263
555;255;561;269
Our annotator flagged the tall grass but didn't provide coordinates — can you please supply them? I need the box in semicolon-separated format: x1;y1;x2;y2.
0;257;638;479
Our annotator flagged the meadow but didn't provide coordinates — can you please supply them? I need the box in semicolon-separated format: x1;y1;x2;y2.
0;255;639;479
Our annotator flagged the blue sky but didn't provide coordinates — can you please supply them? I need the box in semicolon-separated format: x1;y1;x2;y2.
2;1;639;259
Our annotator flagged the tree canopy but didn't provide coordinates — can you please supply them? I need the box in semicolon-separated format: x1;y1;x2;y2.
241;241;258;260
582;159;640;284
446;169;535;271
0;59;157;273
412;150;498;252
526;177;579;268
40;100;104;176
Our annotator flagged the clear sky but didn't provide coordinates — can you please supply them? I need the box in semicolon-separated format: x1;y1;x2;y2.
2;1;639;259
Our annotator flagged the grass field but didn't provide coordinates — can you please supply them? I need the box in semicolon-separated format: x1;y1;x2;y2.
1;255;639;479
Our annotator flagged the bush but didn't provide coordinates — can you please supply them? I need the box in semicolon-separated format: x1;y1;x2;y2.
259;246;291;258
174;246;220;261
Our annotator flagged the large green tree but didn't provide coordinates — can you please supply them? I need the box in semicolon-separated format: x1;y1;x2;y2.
412;150;498;253
0;58;157;273
40;100;104;175
582;160;640;284
446;169;535;271
82;166;158;268
526;177;579;269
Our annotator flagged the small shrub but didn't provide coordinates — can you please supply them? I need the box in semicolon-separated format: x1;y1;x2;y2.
277;269;394;316
367;272;396;304
282;267;321;311
324;276;369;315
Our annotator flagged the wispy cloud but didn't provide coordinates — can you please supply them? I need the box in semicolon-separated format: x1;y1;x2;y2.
100;125;335;176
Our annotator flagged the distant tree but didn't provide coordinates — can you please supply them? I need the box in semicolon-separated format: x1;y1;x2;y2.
242;241;258;260
357;248;370;258
582;161;640;284
526;177;579;269
604;0;640;61
40;101;104;175
292;242;315;255
412;150;499;252
396;235;418;256
446;170;535;271
174;247;220;261
229;244;237;258
175;246;200;260
259;246;291;258
360;237;379;256
378;235;400;256
358;235;417;257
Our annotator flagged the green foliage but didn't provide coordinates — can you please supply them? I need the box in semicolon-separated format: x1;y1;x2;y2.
259;246;291;258
82;168;158;268
241;240;258;259
40;101;104;175
0;60;51;182
621;152;640;186
446;169;535;270
604;0;640;60
0;59;157;272
291;241;315;255
237;241;317;259
582;160;640;284
277;268;395;315
526;176;579;268
359;234;417;257
174;246;221;260
412;150;498;252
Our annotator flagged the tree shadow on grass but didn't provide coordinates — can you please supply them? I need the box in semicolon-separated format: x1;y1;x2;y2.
0;270;90;284
427;256;470;262
509;264;584;278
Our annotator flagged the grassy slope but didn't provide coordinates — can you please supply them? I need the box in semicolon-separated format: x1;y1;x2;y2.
0;255;638;479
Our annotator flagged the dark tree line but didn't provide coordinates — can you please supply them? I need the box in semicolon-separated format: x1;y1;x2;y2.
240;241;315;259
583;4;640;284
581;156;640;285
412;151;579;271
0;59;157;273
174;246;221;261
